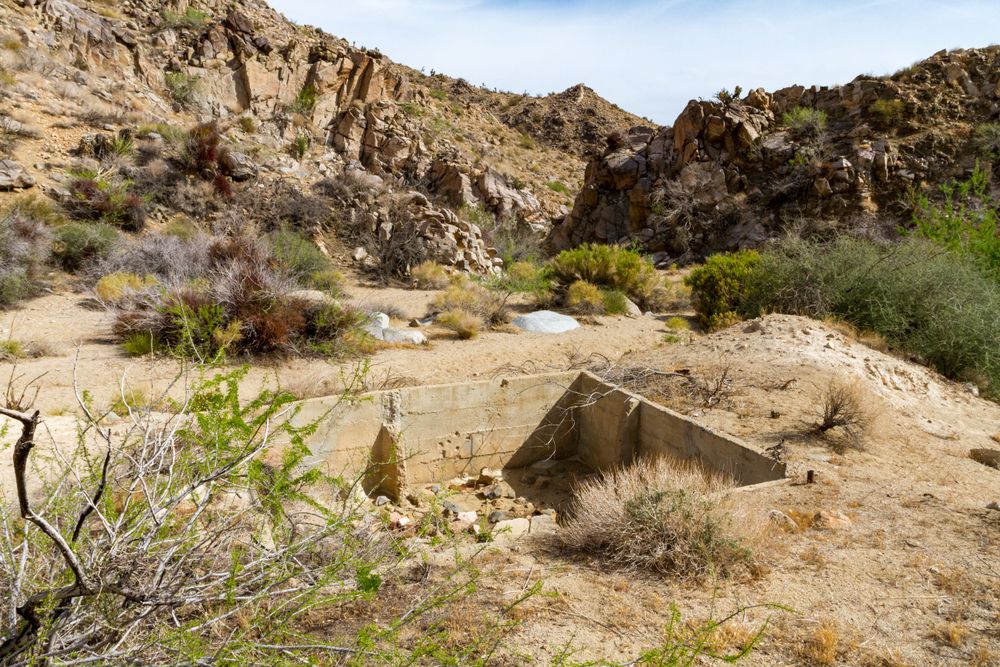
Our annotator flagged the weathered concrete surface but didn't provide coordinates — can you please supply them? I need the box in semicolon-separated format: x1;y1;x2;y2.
291;369;785;499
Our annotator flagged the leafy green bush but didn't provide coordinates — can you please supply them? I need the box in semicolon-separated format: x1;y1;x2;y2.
550;243;660;306
269;228;332;282
545;181;572;195
161;7;210;29
684;250;760;330
489;261;555;306
293;83;317;114
52;222;119;272
909;163;1000;280
741;237;1000;398
566;279;604;314
782;106;827;139
602;289;630;315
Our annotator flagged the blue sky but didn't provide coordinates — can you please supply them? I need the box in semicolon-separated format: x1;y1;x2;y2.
269;0;1000;124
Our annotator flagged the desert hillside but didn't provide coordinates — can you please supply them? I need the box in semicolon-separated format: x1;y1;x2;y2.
0;1;998;665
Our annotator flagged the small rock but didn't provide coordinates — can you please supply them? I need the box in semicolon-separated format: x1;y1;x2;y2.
511;310;580;334
429;484;442;494
768;510;798;532
456;511;478;524
0;160;35;190
987;501;999;511
529;514;559;534
483;481;516;500
970;449;1000;470
374;495;391;507
622;297;642;318
487;510;507;524
442;501;463;517
477;468;504;486
381;328;428;345
815;510;853;530
352;246;369;262
492;517;530;539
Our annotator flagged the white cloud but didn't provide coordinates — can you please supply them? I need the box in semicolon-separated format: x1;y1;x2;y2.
270;0;1000;124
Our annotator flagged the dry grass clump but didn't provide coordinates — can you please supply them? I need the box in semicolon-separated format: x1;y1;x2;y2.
94;271;158;305
559;457;763;578
799;620;841;665
432;276;510;326
0;206;51;306
814;379;873;452
932;621;969;647
411;261;450;290
437;309;482;339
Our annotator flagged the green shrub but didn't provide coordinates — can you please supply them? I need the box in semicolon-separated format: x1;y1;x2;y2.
429;87;448;100
550;243;660;306
162;7;211;29
683;250;760;330
52;222;119;272
269;229;332;280
95;271;157;304
237;116;256;134
868;98;905;130
290;134;310;159
66;171;146;231
601;290;630;315
909;163;1000;280
782;106;827;139
293;83;317;115
545;181;572;195
741;236;1000;398
973;122;1000;160
164;71;199;107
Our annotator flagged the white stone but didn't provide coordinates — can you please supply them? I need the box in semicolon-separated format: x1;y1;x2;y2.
492;517;530;539
381;328;427;345
511;311;580;334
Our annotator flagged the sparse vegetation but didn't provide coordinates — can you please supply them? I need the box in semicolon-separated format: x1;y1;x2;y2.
566;279;604;314
545;180;572;195
66;170;147;231
560;457;761;578
973;121;1000;161
0;206;52;306
782;106;827;139
432;276;510;327
161;7;211;29
411;261;450;289
293;83;318;114
164;71;199;107
94;271;157;305
290;133;311;159
869;98;906;130
814;379;872;451
437;308;482;339
52;222;119;272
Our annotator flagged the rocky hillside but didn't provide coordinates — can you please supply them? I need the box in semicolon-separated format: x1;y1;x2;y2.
0;0;632;275
549;46;1000;262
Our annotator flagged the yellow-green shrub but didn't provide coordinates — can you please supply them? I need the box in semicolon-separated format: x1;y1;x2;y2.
437;309;482;339
411;261;450;290
566;280;604;314
95;272;158;304
684;250;760;331
550;243;660;306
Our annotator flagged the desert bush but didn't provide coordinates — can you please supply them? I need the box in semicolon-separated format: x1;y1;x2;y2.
814;379;872;451
0;208;52;306
545;180;572;195
94;271;157;305
411;261;450;289
432;276;510;326
684;250;760;330
0;338;22;361
973;121;1000;160
550;243;661;307
52;222;119;272
868;98;906;130
66;170;146;231
3;194;66;226
181;121;234;195
493;260;555;306
909;163;1000;280
268;228;333;283
560;457;760;578
566;279;604;314
484;215;543;265
110;235;366;359
161;6;210;28
782;106;827;139
164;70;199;106
289;133;310;159
740;236;1000;398
293;83;318;114
91;232;210;283
602;289;630;315
437;308;482;339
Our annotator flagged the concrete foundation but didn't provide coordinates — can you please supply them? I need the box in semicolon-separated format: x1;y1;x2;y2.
291;371;785;499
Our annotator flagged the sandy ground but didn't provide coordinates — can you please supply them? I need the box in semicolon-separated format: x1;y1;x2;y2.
2;288;999;666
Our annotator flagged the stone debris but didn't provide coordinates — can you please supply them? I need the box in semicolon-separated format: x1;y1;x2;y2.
0;160;35;190
364;312;428;345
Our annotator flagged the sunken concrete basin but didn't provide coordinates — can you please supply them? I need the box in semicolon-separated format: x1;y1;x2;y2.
290;371;786;500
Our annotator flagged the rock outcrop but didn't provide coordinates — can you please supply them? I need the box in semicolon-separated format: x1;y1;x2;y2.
551;47;1000;261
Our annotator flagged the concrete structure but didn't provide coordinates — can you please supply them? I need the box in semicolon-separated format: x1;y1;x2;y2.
291;371;785;500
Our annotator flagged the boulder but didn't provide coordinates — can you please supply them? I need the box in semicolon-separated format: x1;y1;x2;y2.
221;151;258;181
0;160;34;190
511;311;580;334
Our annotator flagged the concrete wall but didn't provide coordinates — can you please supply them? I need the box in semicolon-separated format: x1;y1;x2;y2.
292;370;784;499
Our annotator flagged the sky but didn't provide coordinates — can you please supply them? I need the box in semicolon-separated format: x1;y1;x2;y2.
269;0;1000;124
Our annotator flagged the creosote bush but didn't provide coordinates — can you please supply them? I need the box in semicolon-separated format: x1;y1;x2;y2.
560;457;762;578
550;243;662;308
684;250;760;330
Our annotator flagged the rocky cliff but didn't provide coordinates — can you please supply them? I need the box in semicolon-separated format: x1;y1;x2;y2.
550;47;1000;262
0;0;634;274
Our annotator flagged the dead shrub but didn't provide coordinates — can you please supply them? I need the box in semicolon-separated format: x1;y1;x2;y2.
814;379;873;451
559;457;763;578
